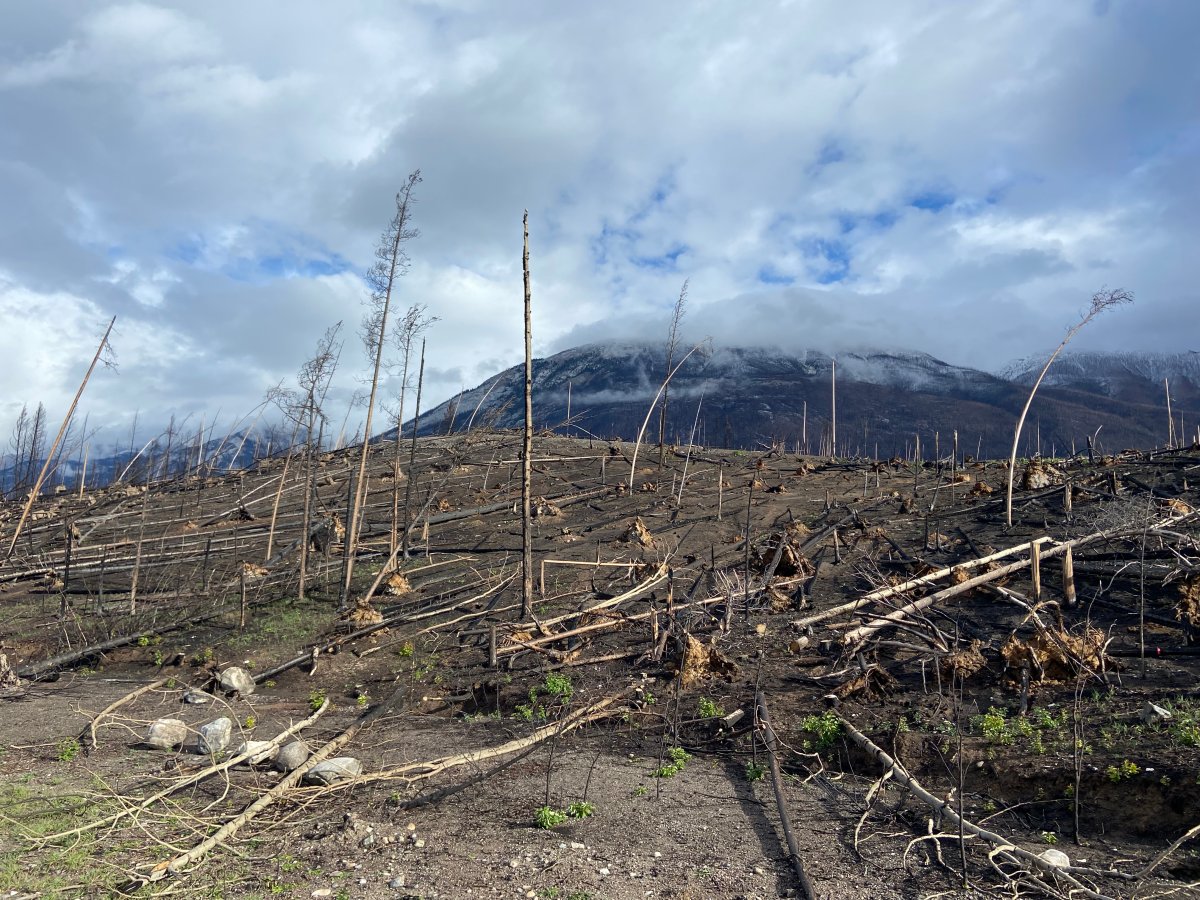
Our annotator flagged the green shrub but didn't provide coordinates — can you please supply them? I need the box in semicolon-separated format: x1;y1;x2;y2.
534;806;567;829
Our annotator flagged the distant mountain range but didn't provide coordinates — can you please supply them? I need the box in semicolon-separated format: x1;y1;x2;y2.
411;343;1200;459
1;430;267;497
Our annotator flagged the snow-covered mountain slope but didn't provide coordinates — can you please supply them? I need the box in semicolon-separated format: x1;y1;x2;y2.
403;341;1195;457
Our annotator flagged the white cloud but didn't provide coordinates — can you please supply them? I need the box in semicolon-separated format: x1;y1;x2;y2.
0;0;1194;440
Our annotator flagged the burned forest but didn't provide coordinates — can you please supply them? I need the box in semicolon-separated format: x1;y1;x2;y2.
2;427;1200;900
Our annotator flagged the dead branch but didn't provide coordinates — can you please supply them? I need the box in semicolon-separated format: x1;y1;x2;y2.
755;691;818;900
81;676;170;753
138;683;407;883
44;698;330;844
836;714;1121;900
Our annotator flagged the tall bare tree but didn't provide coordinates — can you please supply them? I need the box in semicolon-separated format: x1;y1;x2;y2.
521;211;534;620
340;170;422;609
270;322;343;599
658;279;688;473
1004;287;1133;527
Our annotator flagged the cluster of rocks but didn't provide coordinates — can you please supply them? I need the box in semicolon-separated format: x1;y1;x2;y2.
142;666;361;785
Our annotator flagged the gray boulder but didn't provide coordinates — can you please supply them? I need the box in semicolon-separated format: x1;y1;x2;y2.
196;717;233;755
274;740;310;772
304;757;363;786
145;718;189;750
218;666;255;696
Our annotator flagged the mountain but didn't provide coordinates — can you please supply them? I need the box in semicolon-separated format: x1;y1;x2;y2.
1;429;268;498
410;342;1199;458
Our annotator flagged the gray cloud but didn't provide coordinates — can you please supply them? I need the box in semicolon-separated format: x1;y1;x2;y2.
0;0;1195;449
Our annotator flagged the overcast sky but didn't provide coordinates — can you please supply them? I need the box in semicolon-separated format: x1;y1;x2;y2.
1;1;1196;447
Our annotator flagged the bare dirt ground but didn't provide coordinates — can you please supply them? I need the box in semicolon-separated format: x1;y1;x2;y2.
2;432;1199;900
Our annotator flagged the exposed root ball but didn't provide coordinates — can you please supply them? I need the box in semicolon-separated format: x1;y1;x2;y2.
1001;627;1107;681
346;601;383;627
383;573;412;596
620;517;656;548
1176;576;1200;629
676;634;739;687
941;639;987;680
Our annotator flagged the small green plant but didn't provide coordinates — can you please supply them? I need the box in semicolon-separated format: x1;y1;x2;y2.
278;854;300;873
243;716;256;729
641;690;656;705
264;680;276;688
978;707;1014;745
653;746;691;778
801;711;842;751
308;689;327;712
192;647;215;665
397;642;415;658
631;785;648;798
566;800;595;819
514;703;534;722
55;738;81;762
697;697;724;719
982;799;998;813
543;673;573;701
744;761;766;782
1041;831;1058;845
137;636;150;647
356;692;370;708
1106;759;1140;782
165;676;177;689
534;805;567;829
152;649;165;666
896;715;910;733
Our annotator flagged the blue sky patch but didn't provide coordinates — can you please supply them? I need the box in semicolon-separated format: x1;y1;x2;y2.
757;264;794;286
908;189;956;212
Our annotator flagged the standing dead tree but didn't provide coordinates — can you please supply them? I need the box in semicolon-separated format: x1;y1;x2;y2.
1005;288;1132;527
522;210;534;620
4;316;115;564
658;279;688;474
386;304;437;558
341;170;422;610
270;322;343;600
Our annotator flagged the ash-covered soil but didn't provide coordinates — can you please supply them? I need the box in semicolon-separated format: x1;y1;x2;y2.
2;433;1199;899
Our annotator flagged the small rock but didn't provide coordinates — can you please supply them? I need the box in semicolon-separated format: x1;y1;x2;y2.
360;833;376;848
413;839;425;848
388;875;406;888
183;690;214;704
304;756;363;785
753;866;767;876
196;717;233;755
235;740;277;765
218;666;255;696
509;859;521;869
599;867;611;876
274;740;310;771
1141;701;1173;727
145;718;189;750
1039;848;1070;868
311;890;332;898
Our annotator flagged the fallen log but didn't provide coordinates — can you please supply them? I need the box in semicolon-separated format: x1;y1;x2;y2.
755;691;817;900
843;511;1197;649
795;537;1052;630
835;714;1122;900
16;611;226;682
